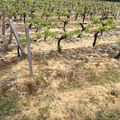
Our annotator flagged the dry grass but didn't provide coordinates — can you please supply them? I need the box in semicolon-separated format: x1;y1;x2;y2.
1;21;120;119
1;47;120;119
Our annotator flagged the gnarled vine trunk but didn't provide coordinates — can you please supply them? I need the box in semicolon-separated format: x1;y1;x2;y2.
93;31;99;47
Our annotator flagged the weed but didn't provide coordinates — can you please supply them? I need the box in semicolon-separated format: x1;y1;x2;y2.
116;40;120;46
36;74;50;87
0;92;19;119
85;116;93;120
20;116;30;120
37;106;50;120
59;81;81;91
20;36;27;47
36;32;42;40
20;36;32;47
14;115;30;120
86;68;120;85
96;109;120;120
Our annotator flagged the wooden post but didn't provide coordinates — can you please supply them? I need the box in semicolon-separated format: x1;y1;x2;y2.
9;19;26;56
8;29;13;44
25;26;33;76
2;11;5;35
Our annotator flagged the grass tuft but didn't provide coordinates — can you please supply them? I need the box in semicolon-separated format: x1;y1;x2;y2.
0;92;19;119
86;68;120;85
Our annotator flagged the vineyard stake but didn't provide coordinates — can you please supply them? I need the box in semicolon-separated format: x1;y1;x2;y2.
25;26;33;76
9;19;26;57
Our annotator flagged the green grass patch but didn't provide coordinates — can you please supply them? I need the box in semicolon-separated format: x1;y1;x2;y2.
14;115;30;120
85;109;120;120
0;92;19;119
96;109;120;120
86;68;120;85
36;74;50;87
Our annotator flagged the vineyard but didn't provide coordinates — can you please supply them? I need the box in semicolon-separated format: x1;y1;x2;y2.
1;0;120;120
